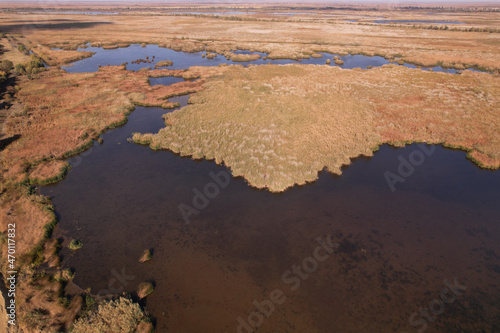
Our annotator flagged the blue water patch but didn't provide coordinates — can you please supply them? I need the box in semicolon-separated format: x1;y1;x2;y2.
374;20;464;24
149;76;185;86
233;50;255;55
58;44;478;75
270;12;316;16
169;11;255;16
60;44;295;73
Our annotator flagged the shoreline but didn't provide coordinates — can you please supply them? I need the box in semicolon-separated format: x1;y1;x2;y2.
0;7;498;330
133;64;499;192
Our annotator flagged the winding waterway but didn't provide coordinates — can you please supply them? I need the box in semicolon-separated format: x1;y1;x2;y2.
41;47;500;332
61;43;470;74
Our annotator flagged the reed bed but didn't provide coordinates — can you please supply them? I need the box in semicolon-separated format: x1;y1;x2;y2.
0;62;207;331
3;11;499;71
137;282;155;299
0;64;202;331
134;64;500;192
0;64;209;263
71;297;152;333
225;52;261;62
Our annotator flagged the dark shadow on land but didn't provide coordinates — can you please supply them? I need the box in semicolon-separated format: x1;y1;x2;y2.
3;19;75;23
0;134;20;151
0;21;113;33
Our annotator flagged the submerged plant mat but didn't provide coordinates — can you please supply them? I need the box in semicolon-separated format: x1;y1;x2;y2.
135;64;500;192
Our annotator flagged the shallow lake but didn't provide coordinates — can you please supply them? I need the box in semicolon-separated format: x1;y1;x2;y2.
60;44;467;74
374;20;464;24
169;11;256;16
41;47;500;332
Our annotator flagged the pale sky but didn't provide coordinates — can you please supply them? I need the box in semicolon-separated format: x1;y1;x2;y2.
7;0;500;3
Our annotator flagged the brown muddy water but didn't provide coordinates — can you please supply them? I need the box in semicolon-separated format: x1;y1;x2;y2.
41;96;500;332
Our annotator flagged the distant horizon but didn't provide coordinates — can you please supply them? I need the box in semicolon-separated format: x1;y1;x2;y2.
2;0;500;5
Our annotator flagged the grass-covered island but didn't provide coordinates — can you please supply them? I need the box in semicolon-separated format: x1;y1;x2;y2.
134;64;500;191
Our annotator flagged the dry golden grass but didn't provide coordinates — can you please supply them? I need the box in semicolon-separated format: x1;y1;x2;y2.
8;33;94;65
0;187;54;256
139;249;152;263
0;68;129;271
226;52;261;62
0;36;32;65
154;60;173;68
71;297;152;333
0;65;204;259
137;282;154;299
134;64;500;192
131;76;205;108
28;160;70;185
29;44;94;66
17;273;82;332
2;10;499;70
2;68;132;181
0;7;498;331
0;65;205;331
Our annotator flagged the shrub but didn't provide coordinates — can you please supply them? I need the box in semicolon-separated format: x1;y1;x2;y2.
206;52;217;59
68;239;83;251
0;59;13;73
137;282;154;299
71;297;152;333
14;63;26;75
0;70;7;84
153;60;173;69
18;44;29;55
80;295;96;317
139;249;152;263
60;269;75;281
25;55;44;76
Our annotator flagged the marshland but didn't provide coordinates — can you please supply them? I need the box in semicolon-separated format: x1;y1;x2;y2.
0;2;499;332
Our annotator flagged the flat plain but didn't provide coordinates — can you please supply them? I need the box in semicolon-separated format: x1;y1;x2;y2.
0;2;499;332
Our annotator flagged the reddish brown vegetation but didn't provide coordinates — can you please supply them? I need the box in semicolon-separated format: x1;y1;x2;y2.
28;44;94;66
0;65;205;259
28;160;70;185
17;274;82;332
135;65;500;192
0;65;210;331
